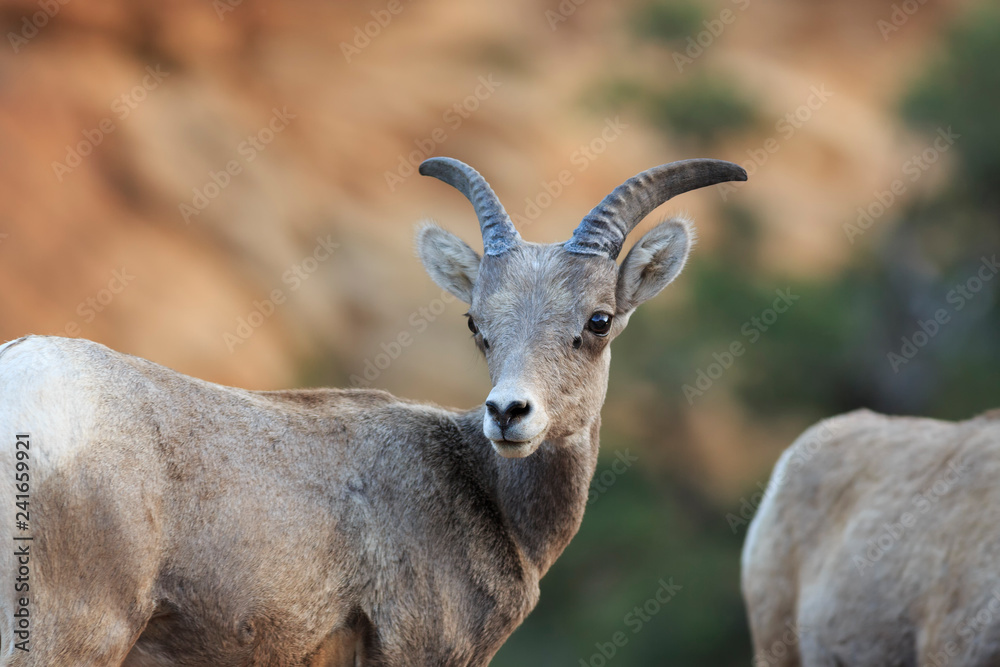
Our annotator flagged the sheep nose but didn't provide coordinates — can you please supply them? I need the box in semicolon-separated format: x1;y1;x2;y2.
485;399;532;429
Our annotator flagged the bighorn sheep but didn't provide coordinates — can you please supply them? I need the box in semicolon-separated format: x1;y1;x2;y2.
0;156;745;666
742;408;1000;666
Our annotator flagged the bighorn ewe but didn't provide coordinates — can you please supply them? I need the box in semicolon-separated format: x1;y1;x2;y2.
0;156;744;666
742;408;1000;666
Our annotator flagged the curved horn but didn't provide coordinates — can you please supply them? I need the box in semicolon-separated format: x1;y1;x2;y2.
419;157;521;256
564;159;747;259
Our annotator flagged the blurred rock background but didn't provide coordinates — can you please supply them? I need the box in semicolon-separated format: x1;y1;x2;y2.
1;0;998;663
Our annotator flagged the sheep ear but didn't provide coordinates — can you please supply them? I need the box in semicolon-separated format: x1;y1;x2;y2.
416;223;481;303
616;218;693;312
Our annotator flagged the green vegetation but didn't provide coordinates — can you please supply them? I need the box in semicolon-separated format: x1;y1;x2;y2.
644;76;757;146
590;72;757;146
630;0;704;44
903;3;1000;211
598;1;759;146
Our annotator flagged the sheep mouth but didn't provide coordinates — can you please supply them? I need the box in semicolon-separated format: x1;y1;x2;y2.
490;437;540;459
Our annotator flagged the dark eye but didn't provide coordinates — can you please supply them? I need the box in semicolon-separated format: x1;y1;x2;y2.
467;316;478;335
586;312;613;337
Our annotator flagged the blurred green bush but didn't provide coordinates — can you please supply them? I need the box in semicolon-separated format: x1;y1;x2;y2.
630;0;704;43
644;77;757;146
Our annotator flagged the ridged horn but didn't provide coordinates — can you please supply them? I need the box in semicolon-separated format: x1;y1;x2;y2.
419;157;521;256
565;159;747;259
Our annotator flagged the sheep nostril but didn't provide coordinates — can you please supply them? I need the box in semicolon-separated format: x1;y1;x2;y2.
507;400;531;422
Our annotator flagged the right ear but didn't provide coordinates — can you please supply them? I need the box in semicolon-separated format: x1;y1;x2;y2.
416;223;481;303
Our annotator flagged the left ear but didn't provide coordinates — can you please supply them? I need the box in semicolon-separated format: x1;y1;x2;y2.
616;218;693;313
